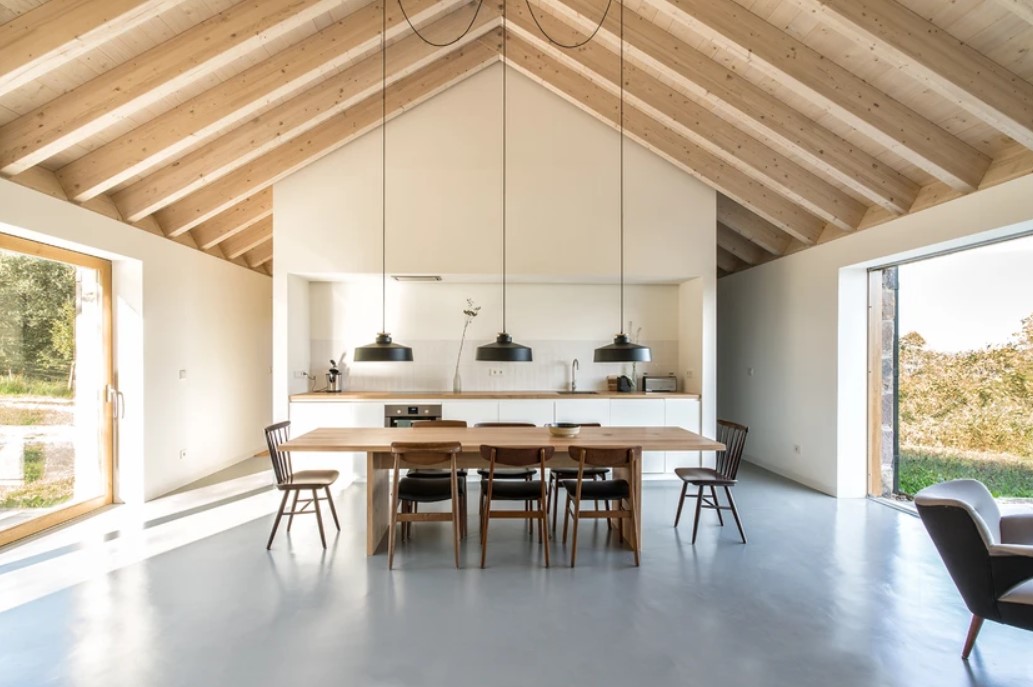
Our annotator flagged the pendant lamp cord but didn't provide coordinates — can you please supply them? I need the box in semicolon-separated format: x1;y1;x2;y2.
502;1;507;333
618;0;624;336
381;0;388;334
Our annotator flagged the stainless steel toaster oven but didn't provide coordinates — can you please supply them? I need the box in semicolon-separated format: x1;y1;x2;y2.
642;374;678;393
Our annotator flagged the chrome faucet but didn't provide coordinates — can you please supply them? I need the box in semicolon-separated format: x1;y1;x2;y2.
571;358;579;392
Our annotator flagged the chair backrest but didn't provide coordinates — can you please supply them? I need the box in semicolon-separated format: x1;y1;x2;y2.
479;444;554;468
390;441;462;468
412;419;467;428
915;480;1003;620
475;422;535;427
264;421;293;485
715;420;749;479
568;445;641;468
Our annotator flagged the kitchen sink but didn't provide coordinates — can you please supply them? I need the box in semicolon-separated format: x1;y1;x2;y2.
557;391;599;394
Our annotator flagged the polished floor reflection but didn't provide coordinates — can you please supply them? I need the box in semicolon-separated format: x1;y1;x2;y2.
0;465;1029;687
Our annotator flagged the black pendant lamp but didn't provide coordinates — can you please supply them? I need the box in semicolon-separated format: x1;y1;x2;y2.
476;8;531;363
594;0;650;364
354;0;413;363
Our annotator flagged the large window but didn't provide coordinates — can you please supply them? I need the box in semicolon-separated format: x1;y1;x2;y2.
0;233;113;545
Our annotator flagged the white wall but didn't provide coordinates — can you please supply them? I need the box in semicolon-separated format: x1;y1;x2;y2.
274;64;716;429
717;175;1033;497
0;179;273;502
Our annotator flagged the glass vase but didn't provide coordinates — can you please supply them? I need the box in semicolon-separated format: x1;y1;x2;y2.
453;370;462;394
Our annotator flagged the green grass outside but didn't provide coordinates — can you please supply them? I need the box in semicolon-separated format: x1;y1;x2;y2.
0;375;72;398
0;477;73;509
23;444;44;482
0;406;46;425
899;447;1033;499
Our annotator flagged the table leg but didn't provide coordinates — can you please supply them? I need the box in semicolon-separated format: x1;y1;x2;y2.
366;452;391;556
610;459;642;551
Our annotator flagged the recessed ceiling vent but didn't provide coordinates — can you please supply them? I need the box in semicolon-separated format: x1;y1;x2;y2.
392;275;442;282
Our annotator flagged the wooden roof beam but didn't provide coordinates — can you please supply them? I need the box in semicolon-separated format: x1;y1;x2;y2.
506;38;825;244
716;196;792;256
245;240;273;268
537;0;917;214
56;0;472;202
789;0;1033;150
120;9;499;228
0;0;185;99
0;0;343;175
990;0;1033;25
716;223;772;266
152;38;500;236
716;246;749;274
643;0;990;191
220;216;273;259
190;189;273;249
508;8;868;233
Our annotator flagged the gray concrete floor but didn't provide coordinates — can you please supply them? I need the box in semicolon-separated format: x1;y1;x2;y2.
0;464;1030;687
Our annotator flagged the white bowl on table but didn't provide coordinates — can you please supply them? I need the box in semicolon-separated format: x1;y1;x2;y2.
547;423;581;438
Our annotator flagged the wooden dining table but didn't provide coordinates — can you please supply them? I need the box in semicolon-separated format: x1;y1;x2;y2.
281;425;725;555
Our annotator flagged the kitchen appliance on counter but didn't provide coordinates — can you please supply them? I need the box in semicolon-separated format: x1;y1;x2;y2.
385;404;442;427
642;373;678;393
326;359;342;393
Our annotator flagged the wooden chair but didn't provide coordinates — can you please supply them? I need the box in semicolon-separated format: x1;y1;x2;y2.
673;420;749;544
916;479;1033;659
264;421;341;550
479;444;554;568
474;422;537;521
409;419;468;537
561;445;641;567
546;423;606;532
388;441;464;569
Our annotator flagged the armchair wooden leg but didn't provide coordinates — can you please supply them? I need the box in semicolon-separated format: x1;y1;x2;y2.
962;615;983;660
691;485;705;544
325;486;341;531
266;490;290;550
286;490;300;532
674;481;688;527
725;486;747;543
312;488;326;549
710;486;724;526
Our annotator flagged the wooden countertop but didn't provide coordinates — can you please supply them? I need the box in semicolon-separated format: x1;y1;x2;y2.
290;391;700;401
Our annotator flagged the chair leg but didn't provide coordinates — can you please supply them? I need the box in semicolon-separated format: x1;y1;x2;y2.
962;615;983;660
711;486;724;526
452;496;461;570
562;493;571;545
312;489;326;549
725;486;747;543
569;498;581;568
266;490;290;550
541;500;550;568
286;490;300;532
325;486;341;531
627;496;640;567
691;485;705;544
550;475;559;533
388;480;401;570
674;481;688;527
480;499;491;569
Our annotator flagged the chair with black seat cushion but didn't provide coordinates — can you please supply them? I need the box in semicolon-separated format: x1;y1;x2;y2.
561;445;641;568
264;421;341;550
915;479;1033;659
409;419;468;537
546;423;605;532
673;419;748;544
474;422;537;521
388;441;464;569
479;444;554;568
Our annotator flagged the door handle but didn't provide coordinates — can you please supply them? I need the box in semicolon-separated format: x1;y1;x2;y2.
106;385;126;420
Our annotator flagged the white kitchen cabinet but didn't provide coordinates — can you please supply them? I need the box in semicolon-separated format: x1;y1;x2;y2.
289;401;382;482
441;400;499;426
498;399;554;426
554;398;610;425
609;398;667;473
664;398;703;471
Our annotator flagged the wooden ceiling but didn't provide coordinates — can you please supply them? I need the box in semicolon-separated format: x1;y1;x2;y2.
1;0;1032;277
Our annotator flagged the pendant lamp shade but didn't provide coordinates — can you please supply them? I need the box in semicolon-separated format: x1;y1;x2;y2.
476;0;531;363
593;0;651;365
355;0;412;363
477;333;533;362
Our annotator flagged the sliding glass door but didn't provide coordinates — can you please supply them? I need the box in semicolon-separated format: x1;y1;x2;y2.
0;233;113;546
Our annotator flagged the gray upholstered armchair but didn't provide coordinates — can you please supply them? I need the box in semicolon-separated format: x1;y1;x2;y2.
915;479;1033;659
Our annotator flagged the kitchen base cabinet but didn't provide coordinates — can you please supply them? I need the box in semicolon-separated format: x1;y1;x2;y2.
554;399;610;426
289;401;382;482
498;399;554;426
663;398;703;472
440;400;499;426
609;398;667;474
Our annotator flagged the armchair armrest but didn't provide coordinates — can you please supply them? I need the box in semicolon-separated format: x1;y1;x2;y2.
989;543;1033;558
1001;513;1033;546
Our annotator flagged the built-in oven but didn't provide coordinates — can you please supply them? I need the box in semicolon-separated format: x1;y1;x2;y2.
384;404;442;427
